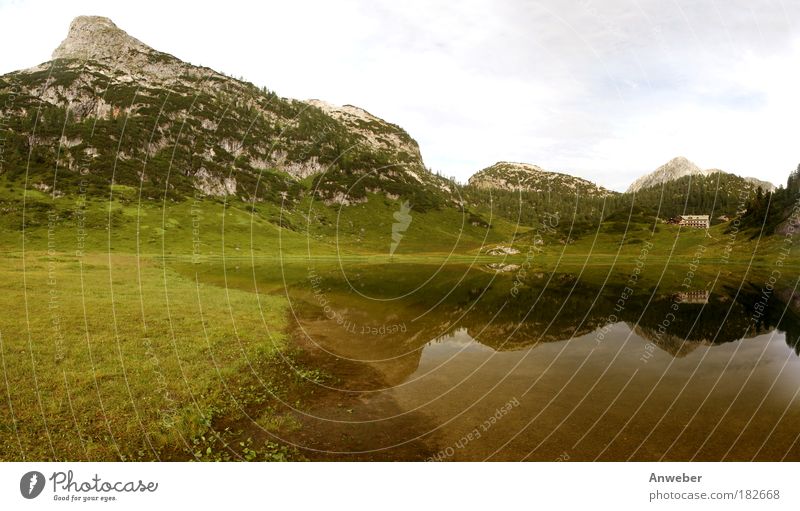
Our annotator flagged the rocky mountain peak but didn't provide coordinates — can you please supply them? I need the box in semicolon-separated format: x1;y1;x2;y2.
627;156;710;193
667;155;693;167
657;156;704;176
50;16;194;82
53;16;150;61
628;156;776;193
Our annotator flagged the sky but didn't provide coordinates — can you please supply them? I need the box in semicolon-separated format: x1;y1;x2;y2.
0;0;798;191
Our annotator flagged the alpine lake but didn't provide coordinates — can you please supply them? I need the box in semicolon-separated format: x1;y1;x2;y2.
182;259;800;461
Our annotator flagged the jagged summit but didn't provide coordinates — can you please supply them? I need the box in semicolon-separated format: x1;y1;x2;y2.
627;156;710;193
49;15;201;82
52;16;151;61
628;156;776;193
662;156;699;172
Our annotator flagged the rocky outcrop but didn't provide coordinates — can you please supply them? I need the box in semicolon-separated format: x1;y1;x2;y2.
627;157;709;193
53;16;152;63
628;156;776;193
467;161;614;197
51;16;217;86
742;176;777;192
305;99;422;165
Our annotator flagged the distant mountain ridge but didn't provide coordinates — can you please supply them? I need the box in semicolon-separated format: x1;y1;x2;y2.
467;161;615;197
465;157;777;200
627;156;776;193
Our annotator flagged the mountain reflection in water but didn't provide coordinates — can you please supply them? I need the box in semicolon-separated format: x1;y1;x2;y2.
190;262;800;460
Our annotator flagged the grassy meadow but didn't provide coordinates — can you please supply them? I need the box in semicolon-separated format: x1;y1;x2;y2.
0;179;797;461
0;251;307;461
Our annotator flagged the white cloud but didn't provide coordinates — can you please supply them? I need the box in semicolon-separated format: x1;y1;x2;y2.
0;0;798;190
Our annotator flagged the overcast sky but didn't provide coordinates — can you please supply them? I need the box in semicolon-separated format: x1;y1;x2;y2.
1;0;798;190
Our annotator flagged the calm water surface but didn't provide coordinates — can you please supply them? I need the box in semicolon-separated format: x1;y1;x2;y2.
192;262;800;460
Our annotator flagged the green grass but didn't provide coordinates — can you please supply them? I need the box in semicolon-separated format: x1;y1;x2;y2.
0;252;298;461
1;182;796;461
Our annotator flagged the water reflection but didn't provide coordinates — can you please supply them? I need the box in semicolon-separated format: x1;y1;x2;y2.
400;324;800;461
187;262;800;460
281;265;800;381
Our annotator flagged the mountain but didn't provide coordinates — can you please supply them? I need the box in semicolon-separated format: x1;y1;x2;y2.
627;156;708;193
740;175;777;193
467;161;614;197
50;15;196;81
627;156;776;193
0;16;792;245
0;16;451;207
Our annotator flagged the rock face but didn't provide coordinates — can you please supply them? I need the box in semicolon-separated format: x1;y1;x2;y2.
628;156;776;193
742;176;777;192
467;161;614;197
627;157;710;193
53;16;150;63
51;16;204;84
1;15;449;204
305;99;423;168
